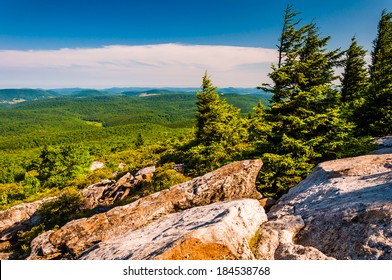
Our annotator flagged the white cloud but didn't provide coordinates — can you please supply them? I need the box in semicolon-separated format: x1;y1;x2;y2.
0;44;278;88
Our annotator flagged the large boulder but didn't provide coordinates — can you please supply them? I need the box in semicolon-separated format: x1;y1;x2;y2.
0;197;55;243
78;199;267;260
254;215;333;260
28;159;262;259
256;153;392;260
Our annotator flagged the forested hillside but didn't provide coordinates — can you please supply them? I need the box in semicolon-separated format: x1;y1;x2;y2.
0;91;268;210
0;89;56;103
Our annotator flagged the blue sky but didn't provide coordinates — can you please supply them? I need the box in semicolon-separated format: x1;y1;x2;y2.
0;0;391;88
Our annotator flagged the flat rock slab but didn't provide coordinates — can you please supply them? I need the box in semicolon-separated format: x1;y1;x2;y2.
265;153;392;260
79;199;267;260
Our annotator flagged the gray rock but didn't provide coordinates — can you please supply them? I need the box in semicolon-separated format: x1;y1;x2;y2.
173;164;185;173
254;215;333;260
135;166;156;177
82;180;115;209
373;136;392;154
28;230;59;260
118;163;127;169
375;136;392;147
0;197;55;242
78;199;267;260
90;161;104;171
81;172;136;209
265;153;392;260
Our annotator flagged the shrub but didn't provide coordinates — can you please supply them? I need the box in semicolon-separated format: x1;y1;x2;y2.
142;163;190;195
38;187;84;229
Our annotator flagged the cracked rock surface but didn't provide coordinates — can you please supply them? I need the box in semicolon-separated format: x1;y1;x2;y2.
78;199;267;260
258;153;392;260
27;159;262;259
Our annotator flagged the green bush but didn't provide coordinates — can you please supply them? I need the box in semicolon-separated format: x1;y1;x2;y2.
142;163;190;195
17;224;45;255
38;188;84;229
0;183;25;210
258;153;314;198
35;144;92;188
23;171;41;196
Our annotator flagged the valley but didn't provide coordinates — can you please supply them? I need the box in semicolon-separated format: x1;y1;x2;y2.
0;88;269;211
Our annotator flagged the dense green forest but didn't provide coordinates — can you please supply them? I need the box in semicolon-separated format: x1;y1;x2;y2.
0;90;269;210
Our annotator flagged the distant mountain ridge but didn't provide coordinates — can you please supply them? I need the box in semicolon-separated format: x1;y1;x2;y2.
0;89;56;103
0;87;271;104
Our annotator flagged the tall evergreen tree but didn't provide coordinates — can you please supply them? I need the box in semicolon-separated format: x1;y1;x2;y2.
340;36;369;129
341;36;369;104
362;10;392;136
195;71;241;146
258;8;360;196
262;5;312;104
183;72;247;176
277;4;303;69
269;21;348;158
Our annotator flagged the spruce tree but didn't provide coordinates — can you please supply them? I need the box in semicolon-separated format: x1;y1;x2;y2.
248;100;272;152
362;10;392;136
277;4;303;69
269;21;349;160
258;8;359;196
340;36;369;129
262;5;312;104
195;71;241;146
184;72;246;175
341;36;369;105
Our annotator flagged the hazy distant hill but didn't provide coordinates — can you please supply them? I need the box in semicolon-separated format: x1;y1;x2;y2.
219;87;262;95
0;89;55;103
70;89;110;97
121;89;192;96
0;87;272;104
118;87;268;96
49;88;93;95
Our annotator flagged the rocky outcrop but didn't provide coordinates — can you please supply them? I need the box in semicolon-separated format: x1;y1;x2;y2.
0;165;156;246
28;159;262;259
0;165;157;259
0;197;55;243
79;199;267;260
5;148;391;260
82;167;156;209
256;153;392;260
29;230;58;259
